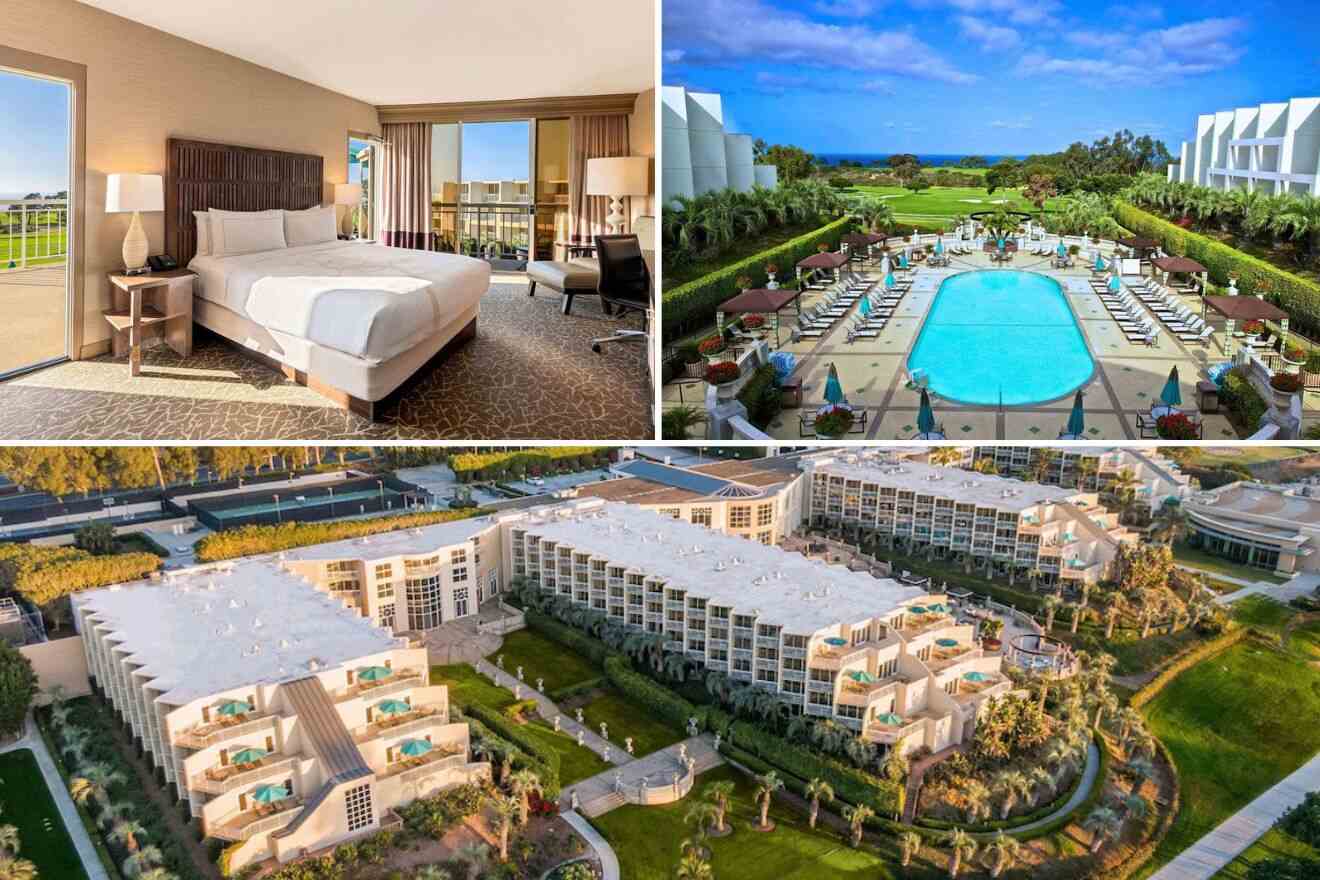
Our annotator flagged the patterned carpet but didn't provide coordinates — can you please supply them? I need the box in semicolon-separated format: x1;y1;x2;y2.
0;282;652;440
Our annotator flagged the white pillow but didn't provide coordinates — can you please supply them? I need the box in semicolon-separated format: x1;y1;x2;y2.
193;211;212;257
208;209;287;257
283;205;338;248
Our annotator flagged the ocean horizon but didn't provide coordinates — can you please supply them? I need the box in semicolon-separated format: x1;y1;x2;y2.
815;153;1028;167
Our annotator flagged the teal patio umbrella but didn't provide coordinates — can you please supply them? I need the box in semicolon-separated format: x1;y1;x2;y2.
824;637;847;646
1062;390;1086;438
376;699;411;716
860;296;872;317
908;605;928;614
935;638;959;647
847;670;877;684
217;699;252;717
399;738;433;758
884;271;896;288
1094;254;1106;271
874;713;903;726
963;671;989;683
1159;366;1182;407
1108;274;1121;293
926;603;948;613
917;389;936;436
1056;242;1067;258
358;665;393;682
824;363;845;405
899;253;909;269
229;747;268;765
251;783;291;805
934;239;944;255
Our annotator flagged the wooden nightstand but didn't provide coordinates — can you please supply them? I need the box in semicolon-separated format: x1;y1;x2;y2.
105;269;194;376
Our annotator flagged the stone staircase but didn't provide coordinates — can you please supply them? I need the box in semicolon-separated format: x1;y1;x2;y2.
578;791;627;818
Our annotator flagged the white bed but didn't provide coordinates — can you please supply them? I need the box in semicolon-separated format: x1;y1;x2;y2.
188;240;490;416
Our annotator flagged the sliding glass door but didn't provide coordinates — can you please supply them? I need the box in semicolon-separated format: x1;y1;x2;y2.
0;64;72;376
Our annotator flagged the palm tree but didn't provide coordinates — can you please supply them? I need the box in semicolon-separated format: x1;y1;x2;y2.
703;780;735;833
1123;793;1149;821
661;406;707;442
674;851;714;880
97;800;135;831
754;771;783;830
0;856;37;880
1117;707;1144;747
929;447;963;467
1083;806;1123;852
1029;765;1054;802
507;769;542;827
0;827;18;856
477;740;514;785
899;830;923;867
961;779;991;824
804;778;834;830
1276;193;1320;266
70;763;125;807
1042;595;1061;632
1092;688;1118;727
109;818;147;853
454;843;489;876
842;804;873;847
993;770;1032;820
122;844;164;878
946;828;977;877
492;794;519;862
683;801;718;848
984;830;1021;878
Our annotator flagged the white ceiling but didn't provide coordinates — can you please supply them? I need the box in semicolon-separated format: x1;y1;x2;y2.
79;0;655;106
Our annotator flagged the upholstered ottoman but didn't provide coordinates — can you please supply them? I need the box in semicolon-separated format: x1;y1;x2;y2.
526;258;602;315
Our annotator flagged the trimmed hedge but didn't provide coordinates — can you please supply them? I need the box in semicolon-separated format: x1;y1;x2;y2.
0;543;160;607
1112;201;1320;338
464;703;562;798
1130;625;1250;709
602;656;697;732
663;215;855;336
193;507;482;561
737;364;783;430
1221;368;1268;434
524;611;616;667
449;448;612;483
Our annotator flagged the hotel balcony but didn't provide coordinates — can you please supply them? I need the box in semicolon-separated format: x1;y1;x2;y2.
352;704;448;744
377;749;468;783
811;635;899;670
172;712;279;751
333;669;426;703
864;711;935;745
897;614;955;640
207;797;305;842
951;678;1013;707
190;755;299;796
924;646;983;675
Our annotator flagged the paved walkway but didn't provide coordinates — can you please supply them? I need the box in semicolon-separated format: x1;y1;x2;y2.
1149;751;1320;880
560;735;722;815
1007;741;1102;836
0;713;110;880
1212;571;1319;607
561;810;620;880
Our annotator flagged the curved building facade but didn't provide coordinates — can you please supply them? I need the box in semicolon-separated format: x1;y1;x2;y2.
1170;97;1320;195
662;85;778;203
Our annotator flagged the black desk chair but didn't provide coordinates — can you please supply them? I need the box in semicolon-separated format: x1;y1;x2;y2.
591;234;651;355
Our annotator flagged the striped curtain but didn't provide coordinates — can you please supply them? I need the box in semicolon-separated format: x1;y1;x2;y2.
569;115;630;245
379;122;432;250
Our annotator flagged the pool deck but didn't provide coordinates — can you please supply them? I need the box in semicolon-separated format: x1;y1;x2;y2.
664;246;1242;441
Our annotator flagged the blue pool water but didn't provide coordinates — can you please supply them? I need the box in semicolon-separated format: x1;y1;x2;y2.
907;271;1093;406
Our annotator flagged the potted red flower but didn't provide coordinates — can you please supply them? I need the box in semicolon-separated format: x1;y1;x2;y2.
742;314;766;331
1270;371;1303;409
817;241;832;253
705;361;741;387
1282;345;1307;374
813;405;855;440
1242;320;1265;339
765;261;780;288
1155;412;1199;440
698;335;728;363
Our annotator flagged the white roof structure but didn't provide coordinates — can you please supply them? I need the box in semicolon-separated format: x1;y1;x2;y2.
73;561;403;705
281;516;497;562
1191;482;1320;527
521;501;925;633
805;454;1079;512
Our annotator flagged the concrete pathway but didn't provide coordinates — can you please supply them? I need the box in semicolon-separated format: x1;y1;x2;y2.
561;810;620;880
1005;741;1102;837
0;713;110;880
1149;751;1320;880
560;735;722;815
1212;571;1318;607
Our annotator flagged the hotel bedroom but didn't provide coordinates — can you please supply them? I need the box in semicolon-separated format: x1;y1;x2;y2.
0;0;656;440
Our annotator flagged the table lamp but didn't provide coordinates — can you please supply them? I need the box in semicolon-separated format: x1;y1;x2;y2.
335;183;363;237
106;173;164;274
585;156;650;235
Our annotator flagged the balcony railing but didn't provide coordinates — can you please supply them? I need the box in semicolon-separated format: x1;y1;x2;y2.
172;713;279;750
354;705;448;744
431;202;532;267
379;749;467;783
190;755;298;795
0;199;68;271
334;670;425;703
208;798;305;842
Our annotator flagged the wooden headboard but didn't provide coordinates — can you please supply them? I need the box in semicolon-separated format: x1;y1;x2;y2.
165;138;324;266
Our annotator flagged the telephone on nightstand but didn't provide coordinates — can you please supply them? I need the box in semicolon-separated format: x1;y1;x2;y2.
147;254;178;272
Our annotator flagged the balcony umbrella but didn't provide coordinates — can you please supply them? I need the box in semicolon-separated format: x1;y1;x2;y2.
909;605;929;614
935;638;959;647
963;671;989;682
1061;390;1085;439
824;637;847;647
376;699;411;716
824;363;845;405
358;665;393;682
926;603;949;613
399;739;433;758
251;783;291;804
229;747;268;765
217;699;252;717
847;670;877;684
874;713;904;726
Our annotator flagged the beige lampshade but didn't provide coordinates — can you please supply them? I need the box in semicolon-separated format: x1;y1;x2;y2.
585;157;650;197
335;183;363;206
105;173;163;213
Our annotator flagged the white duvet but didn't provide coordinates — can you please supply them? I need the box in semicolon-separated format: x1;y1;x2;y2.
189;241;490;363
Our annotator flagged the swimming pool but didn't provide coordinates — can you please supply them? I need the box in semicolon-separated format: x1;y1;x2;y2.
907;270;1094;406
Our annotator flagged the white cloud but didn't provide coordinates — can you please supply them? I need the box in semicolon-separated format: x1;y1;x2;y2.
957;16;1020;51
1017;16;1248;85
991;116;1034;129
813;0;879;15
910;0;1063;26
663;0;978;85
752;71;893;96
663;49;686;63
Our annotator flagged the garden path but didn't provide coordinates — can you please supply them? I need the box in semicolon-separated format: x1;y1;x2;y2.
1211;571;1320;607
561;810;620;880
0;713;110;880
558;735;722;817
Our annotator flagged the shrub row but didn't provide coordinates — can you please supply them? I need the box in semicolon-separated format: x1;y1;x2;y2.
33;711;123;880
1006;731;1110;843
662;215;854;337
547;676;607;703
449;448;611;482
602;656;697;732
1112;201;1320;338
0;543;161;607
464;702;562;798
1129;625;1250;709
524;611;617;667
193;507;481;561
736;363;783;430
1220;368;1268;434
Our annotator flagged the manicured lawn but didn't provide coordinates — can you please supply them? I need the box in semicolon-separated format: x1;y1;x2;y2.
1211;826;1319;879
1139;633;1320;875
431;663;514;711
580;691;683;757
1188;447;1315;468
591;765;911;880
519;720;612;785
0;228;67;267
850;184;1065;221
1172;542;1289;585
0;749;90;880
1231;595;1297;634
486;629;599;695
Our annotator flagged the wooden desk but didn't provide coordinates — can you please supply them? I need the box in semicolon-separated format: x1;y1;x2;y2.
105;269;194;375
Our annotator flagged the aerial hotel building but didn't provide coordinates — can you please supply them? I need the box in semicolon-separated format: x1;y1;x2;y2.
1169;97;1320;195
72;563;488;872
801;454;1131;586
661;85;778;203
1183;479;1320;574
969;447;1192;514
503;498;1011;755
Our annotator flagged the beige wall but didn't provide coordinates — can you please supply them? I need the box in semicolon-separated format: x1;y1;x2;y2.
21;636;91;702
4;0;380;354
630;88;655;229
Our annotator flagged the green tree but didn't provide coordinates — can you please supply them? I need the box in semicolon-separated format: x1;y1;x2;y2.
74;521;117;555
754;771;783;830
0;642;37;738
805;778;834;829
762;144;816;183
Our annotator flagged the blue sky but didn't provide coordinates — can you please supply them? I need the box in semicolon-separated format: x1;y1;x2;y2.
663;0;1320;155
0;70;70;196
460;122;530;181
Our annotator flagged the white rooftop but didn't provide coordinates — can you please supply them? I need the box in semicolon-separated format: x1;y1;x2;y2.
805;454;1080;512
520;501;926;634
73;560;403;705
281;515;497;562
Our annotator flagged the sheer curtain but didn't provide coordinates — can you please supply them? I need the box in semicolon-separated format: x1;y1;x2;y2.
379;122;432;250
568;115;630;246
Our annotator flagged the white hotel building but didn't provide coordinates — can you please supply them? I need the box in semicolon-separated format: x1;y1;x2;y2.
662;85;778;204
1170;96;1320;195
